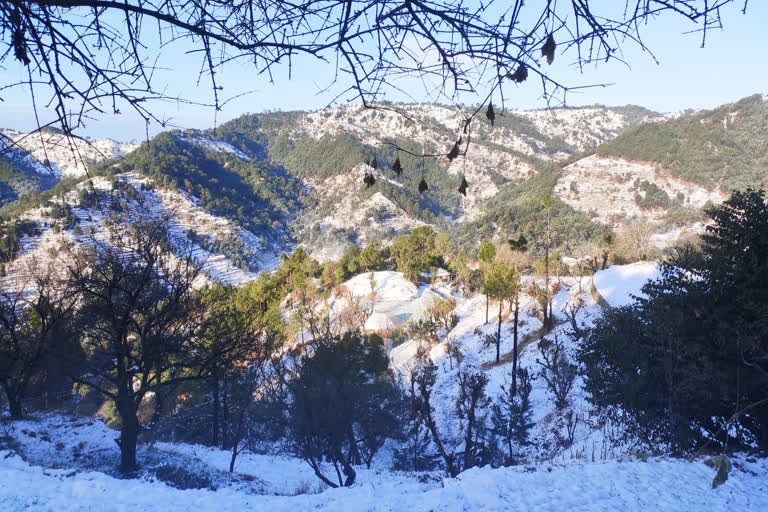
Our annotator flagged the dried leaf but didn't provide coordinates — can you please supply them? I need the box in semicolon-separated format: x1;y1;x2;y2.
458;176;468;196
392;156;403;176
447;141;460;161
370;156;377;170
485;103;496;127
508;64;528;83
12;30;30;66
542;34;556;65
363;172;376;188
418;178;429;194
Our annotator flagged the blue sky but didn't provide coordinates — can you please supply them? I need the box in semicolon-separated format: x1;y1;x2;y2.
1;2;765;141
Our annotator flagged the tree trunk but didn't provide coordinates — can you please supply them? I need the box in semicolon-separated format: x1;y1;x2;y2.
496;299;502;363
222;382;231;450
212;377;220;447
8;396;23;419
117;395;140;473
544;207;551;328
3;381;24;419
485;294;489;325
229;407;246;473
42;370;49;410
463;408;475;471
340;455;356;487
512;296;519;395
7;392;23;420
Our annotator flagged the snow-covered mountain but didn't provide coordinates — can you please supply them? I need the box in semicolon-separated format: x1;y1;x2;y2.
1;129;137;178
3;96;765;280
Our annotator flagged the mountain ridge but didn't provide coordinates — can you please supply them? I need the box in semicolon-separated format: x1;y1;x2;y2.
1;97;765;278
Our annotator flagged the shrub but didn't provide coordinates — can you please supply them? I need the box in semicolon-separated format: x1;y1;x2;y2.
153;463;214;490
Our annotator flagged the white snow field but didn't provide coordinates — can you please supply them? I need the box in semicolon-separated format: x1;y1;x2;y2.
2;263;766;511
2;439;767;512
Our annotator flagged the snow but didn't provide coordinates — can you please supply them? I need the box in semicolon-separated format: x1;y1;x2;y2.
339;271;451;330
190;137;251;161
2;427;768;512
591;262;660;308
1;262;767;510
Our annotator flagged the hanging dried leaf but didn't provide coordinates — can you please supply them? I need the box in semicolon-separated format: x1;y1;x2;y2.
542;34;556;65
485;103;496;127
392;156;403;176
363;172;376;188
447;141;460;161
12;30;30;66
370;156;378;169
458;176;468;196
418;178;429;194
508;63;528;83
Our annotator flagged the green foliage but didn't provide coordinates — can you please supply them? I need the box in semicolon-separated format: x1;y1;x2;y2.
153;463;214;490
483;262;514;300
453;162;612;254
393;423;443;471
390;226;442;281
598;94;768;191
580;189;768;452
477;242;496;266
272;247;320;296
124;131;301;238
0;219;39;262
633;180;672;210
490;367;535;464
289;331;406;486
0;153;58;207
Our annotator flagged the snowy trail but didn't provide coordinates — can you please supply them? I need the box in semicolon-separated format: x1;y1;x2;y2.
2;450;767;512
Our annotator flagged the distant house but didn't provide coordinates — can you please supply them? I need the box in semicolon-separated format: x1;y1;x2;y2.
420;267;453;285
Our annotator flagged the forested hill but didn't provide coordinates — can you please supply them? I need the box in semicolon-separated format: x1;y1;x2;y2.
6;97;768;276
0;152;57;207
203;103;661;256
596;94;768;191
120;131;302;245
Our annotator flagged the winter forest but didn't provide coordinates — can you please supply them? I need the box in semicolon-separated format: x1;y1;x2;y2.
0;1;767;510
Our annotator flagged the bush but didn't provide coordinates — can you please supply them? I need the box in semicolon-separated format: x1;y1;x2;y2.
580;189;768;453
153;463;214;490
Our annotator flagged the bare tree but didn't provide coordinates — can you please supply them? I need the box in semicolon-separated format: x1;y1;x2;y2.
456;371;489;470
0;1;747;139
66;211;226;472
615;219;656;263
411;360;458;476
536;335;577;411
0;255;78;418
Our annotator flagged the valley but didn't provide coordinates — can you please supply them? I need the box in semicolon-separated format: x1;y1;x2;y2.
1;95;767;511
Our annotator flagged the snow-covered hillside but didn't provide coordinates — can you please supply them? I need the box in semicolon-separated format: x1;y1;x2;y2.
295;103;653;227
1;129;137;177
554;155;727;224
2;263;767;511
2;172;285;291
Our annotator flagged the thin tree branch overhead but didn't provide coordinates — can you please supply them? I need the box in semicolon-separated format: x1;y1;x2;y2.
0;0;744;135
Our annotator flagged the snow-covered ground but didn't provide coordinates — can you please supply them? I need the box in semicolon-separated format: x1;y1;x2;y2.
2;416;766;511
591;261;659;308
2;262;765;511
